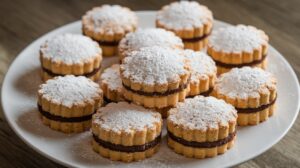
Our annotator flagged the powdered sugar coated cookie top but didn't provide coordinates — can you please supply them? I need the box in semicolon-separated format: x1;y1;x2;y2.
156;1;213;30
41;34;101;64
85;5;137;34
93;102;161;133
121;46;189;85
184;50;216;83
39;75;101;107
209;25;268;53
168;96;237;130
100;64;122;91
119;28;183;54
215;67;276;99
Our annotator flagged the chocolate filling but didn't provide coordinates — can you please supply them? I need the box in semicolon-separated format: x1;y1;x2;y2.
38;104;94;122
214;54;267;68
103;96;114;104
42;66;101;78
93;133;161;153
236;96;277;113
102;96;121;106
123;78;190;97
98;40;119;46
181;31;211;43
168;130;236;148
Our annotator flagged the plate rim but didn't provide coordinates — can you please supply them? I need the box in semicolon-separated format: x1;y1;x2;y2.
0;21;85;167
1;10;300;168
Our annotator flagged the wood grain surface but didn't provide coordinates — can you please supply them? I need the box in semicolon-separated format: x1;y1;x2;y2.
0;0;299;167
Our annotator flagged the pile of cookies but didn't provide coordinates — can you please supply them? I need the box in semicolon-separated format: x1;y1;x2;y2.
36;1;277;162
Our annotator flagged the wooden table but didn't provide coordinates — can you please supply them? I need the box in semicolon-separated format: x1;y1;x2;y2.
0;0;299;167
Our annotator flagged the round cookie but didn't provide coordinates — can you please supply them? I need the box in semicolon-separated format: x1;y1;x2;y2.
120;46;191;109
156;1;213;51
207;25;269;74
40;34;102;81
82;5;138;56
211;67;277;126
37;75;103;133
92;102;162;162
184;50;217;97
118;28;184;60
99;64;124;103
167;96;237;158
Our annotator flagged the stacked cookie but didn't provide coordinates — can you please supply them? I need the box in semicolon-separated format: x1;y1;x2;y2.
167;96;237;158
99;64;124;103
82;5;137;56
118;28;184;60
35;1;278;163
156;1;213;51
92;102;162;162
207;25;269;74
40;34;102;81
211;67;277;126
120;46;191;108
184;50;217;97
37;75;103;133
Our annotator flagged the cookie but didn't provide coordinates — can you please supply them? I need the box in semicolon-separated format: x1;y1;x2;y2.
40;34;102;81
82;5;138;56
99;64;124;103
207;25;269;74
184;50;216;97
92;102;162;162
118;28;184;60
120;46;191;109
156;1;213;51
37;75;103;133
211;67;277;126
167;96;237;158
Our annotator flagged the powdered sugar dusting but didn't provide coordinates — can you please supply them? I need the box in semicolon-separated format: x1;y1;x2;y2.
209;25;268;53
39;75;102;107
184;50;216;83
121;46;189;85
86;5;137;34
100;64;122;91
41;34;101;64
168;96;237;130
215;67;276;98
156;1;213;30
93;102;161;133
119;28;183;54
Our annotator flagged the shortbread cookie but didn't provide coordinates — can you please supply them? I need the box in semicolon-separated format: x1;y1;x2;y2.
167;96;237;159
184;50;216;97
207;25;269;74
82;5;138;56
211;67;277;126
40;34;102;81
37;75;103;133
92;102;162;162
99;64;124;103
118;28;184;60
120;46;191;109
156;1;213;51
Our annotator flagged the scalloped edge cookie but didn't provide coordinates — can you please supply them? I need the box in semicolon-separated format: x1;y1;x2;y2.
82;5;138;56
156;1;213;51
91;102;162;162
167;96;237;158
37;75;103;133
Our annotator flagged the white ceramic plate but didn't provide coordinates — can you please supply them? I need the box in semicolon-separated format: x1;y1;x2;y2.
2;11;300;168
